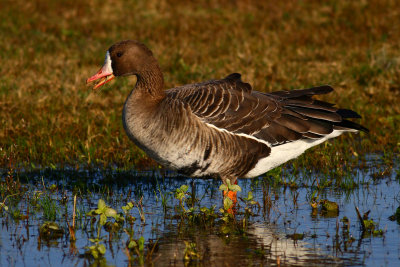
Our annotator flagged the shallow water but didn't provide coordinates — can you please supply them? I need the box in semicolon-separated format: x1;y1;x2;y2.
1;161;399;266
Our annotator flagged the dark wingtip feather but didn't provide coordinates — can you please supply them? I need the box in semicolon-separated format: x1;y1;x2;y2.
337;109;362;119
310;85;334;95
270;85;334;98
334;119;369;133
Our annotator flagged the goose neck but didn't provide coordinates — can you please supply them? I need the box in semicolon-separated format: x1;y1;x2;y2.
135;64;165;98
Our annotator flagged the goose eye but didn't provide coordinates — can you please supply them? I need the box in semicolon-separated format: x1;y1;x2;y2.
117;52;123;57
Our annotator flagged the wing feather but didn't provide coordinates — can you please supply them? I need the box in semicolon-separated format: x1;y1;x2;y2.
166;73;366;146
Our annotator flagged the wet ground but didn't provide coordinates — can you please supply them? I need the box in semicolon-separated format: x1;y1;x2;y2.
1;157;399;266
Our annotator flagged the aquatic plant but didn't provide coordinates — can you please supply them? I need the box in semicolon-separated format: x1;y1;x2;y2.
175;184;189;213
40;194;58;221
85;199;123;259
183;241;202;265
355;206;385;238
39;222;64;241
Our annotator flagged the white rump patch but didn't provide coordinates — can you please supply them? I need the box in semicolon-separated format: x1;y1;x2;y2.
244;130;347;178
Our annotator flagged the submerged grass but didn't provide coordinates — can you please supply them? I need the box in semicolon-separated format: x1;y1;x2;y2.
0;0;399;170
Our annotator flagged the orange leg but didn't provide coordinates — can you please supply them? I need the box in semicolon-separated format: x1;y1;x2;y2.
223;190;238;206
223;180;238;215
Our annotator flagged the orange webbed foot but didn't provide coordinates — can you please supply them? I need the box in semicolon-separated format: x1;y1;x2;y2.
221;179;239;215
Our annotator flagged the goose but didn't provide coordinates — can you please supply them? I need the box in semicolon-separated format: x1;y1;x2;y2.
87;40;367;204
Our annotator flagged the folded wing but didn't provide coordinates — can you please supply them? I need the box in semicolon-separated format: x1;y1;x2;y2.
166;73;367;147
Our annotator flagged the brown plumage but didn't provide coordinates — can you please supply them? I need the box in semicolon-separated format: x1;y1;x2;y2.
87;40;367;184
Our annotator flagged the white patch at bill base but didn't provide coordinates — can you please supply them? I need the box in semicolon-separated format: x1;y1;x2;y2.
102;51;113;74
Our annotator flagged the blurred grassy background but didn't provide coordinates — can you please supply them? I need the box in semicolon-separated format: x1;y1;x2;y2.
1;0;399;170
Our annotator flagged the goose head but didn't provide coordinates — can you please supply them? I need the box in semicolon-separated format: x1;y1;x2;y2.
87;40;157;90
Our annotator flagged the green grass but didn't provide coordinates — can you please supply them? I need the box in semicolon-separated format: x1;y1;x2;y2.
1;0;399;170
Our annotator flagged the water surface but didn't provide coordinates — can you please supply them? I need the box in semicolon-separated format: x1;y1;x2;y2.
1;160;399;266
